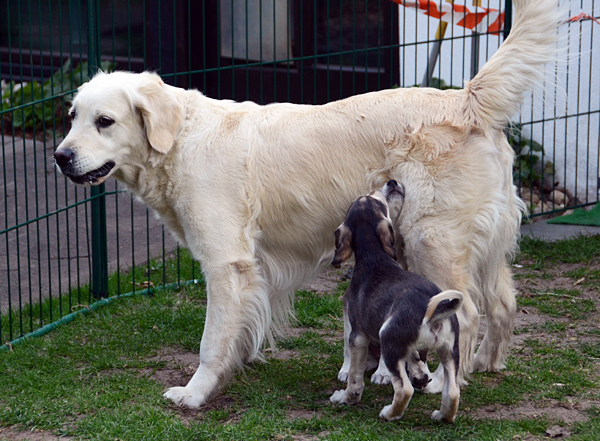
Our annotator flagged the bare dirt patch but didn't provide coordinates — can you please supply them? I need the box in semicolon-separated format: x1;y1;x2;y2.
291;431;331;441
472;398;600;423
267;349;301;360
140;347;199;388
0;427;71;441
299;263;352;294
286;409;321;421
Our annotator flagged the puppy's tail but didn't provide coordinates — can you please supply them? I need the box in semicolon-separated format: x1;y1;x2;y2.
463;0;565;130
422;290;464;326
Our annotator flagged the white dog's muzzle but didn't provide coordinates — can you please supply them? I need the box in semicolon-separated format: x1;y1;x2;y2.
54;147;115;185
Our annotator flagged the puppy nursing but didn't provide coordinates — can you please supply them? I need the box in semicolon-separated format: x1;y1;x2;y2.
330;182;463;423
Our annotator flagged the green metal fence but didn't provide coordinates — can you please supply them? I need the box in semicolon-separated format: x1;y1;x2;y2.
1;0;599;346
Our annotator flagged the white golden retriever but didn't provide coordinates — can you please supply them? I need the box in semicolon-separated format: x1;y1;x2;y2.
54;0;563;408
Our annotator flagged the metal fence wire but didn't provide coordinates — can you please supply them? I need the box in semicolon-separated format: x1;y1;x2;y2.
1;0;598;345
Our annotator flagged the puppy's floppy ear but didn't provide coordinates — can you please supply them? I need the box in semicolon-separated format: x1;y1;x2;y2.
332;225;353;268
134;72;184;154
377;221;397;261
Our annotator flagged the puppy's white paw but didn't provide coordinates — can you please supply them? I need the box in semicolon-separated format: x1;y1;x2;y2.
164;386;208;408
431;409;455;423
330;389;349;404
379;405;404;421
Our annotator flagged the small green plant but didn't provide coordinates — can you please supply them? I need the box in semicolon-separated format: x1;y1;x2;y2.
412;77;462;90
428;77;462;90
506;122;555;187
1;59;113;133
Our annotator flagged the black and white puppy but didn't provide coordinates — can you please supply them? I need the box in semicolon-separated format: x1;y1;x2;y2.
329;181;463;423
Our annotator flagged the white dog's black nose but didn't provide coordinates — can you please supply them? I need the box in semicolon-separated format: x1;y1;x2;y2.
54;149;74;167
387;180;398;187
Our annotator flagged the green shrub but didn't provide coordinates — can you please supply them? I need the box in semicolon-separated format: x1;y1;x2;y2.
1;59;113;133
506;122;554;187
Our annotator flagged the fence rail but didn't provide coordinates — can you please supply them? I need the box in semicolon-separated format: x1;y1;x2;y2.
1;0;598;345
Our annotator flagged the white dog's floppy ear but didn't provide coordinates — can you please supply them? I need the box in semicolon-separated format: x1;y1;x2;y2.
332;225;353;268
135;72;184;154
376;221;397;261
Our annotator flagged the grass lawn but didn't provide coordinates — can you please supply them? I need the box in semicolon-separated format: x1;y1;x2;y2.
1;235;599;440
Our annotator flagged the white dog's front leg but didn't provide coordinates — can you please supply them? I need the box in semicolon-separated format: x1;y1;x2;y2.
164;362;220;408
165;261;270;408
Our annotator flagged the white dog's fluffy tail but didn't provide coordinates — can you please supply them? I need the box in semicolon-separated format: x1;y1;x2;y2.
422;290;464;326
463;0;565;130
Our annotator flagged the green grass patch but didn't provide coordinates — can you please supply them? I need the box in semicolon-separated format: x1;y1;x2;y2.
1;235;599;439
1;248;200;344
518;235;600;268
1;281;598;440
517;289;596;320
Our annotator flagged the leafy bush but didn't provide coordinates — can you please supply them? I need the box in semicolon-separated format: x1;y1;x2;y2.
506;122;554;187
1;59;113;133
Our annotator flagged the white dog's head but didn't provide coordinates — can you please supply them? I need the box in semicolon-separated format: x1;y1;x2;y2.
54;71;184;185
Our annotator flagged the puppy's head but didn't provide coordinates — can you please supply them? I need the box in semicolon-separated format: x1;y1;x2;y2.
54;71;184;185
406;349;431;390
331;189;400;268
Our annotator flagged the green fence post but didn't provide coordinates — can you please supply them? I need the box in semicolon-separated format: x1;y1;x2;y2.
87;0;109;299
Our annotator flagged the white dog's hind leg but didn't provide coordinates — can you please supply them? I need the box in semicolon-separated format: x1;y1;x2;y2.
164;261;271;408
473;263;516;372
454;291;478;385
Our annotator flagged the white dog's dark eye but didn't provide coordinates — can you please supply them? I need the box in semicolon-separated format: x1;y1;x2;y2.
69;111;76;120
97;116;114;128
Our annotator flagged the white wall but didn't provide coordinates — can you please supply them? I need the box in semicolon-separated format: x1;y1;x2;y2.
399;0;600;203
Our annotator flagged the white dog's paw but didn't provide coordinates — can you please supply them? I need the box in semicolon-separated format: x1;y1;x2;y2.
379;404;404;421
421;370;444;394
330;389;349;404
431;409;455;423
370;357;391;385
164;386;208;408
371;371;392;385
337;363;350;383
473;351;506;373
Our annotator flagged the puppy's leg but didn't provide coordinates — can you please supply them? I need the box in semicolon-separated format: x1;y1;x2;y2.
379;359;414;421
371;355;392;385
331;334;369;405
165;261;270;408
337;302;352;382
431;344;460;423
473;263;516;372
